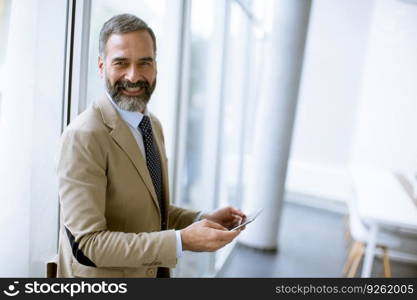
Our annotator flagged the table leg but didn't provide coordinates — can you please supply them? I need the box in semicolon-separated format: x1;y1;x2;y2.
361;223;379;278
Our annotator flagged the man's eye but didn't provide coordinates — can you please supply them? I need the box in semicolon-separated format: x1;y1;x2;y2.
114;61;126;66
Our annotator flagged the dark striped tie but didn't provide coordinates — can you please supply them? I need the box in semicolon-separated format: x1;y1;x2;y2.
139;116;166;229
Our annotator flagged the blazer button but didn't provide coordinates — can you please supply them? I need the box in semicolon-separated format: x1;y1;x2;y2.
147;268;155;277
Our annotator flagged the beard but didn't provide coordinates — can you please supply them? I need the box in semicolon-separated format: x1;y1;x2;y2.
105;76;156;112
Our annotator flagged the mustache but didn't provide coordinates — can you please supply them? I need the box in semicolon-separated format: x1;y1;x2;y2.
114;79;150;90
106;76;157;111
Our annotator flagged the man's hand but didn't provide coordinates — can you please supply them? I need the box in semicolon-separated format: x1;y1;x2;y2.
202;206;246;230
180;219;241;252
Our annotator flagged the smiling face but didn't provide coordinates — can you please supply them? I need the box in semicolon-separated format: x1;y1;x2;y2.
98;30;157;113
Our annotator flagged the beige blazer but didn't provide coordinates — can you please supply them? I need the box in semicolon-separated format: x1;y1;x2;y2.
55;95;198;278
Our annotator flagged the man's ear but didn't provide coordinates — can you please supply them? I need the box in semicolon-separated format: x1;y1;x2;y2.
98;55;104;78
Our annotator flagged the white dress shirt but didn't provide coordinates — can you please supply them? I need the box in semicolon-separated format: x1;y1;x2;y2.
106;93;184;258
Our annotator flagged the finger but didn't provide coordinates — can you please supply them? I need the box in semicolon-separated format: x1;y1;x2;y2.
203;219;228;231
217;229;241;241
223;214;242;225
230;207;246;218
231;215;245;225
231;216;242;226
235;215;242;222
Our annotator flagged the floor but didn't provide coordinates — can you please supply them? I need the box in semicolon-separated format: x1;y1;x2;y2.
217;200;417;278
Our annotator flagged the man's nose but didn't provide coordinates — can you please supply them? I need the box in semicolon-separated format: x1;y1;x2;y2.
125;66;143;83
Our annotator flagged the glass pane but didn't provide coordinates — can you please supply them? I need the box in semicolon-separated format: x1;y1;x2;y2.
175;0;225;277
86;0;182;179
218;1;249;210
214;1;250;271
181;0;225;212
0;0;12;112
0;0;67;276
243;0;270;164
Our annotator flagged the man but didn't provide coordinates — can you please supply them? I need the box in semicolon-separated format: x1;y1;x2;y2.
55;14;245;278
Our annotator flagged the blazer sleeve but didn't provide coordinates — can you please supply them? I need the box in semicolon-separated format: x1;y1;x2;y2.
56;127;177;269
168;205;199;230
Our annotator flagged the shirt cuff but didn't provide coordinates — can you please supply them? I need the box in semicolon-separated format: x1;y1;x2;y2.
175;230;183;258
193;211;205;222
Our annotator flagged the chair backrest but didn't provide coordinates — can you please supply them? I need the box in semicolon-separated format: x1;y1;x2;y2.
394;172;417;206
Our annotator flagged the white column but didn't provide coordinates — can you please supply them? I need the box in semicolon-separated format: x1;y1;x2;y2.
239;0;312;250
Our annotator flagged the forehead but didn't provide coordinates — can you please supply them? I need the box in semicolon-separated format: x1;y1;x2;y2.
105;30;155;59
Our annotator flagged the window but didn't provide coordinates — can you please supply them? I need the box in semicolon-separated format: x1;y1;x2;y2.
0;0;67;276
174;0;226;277
85;0;182;182
0;0;270;277
71;0;271;277
0;0;12;118
217;1;250;211
241;0;271;188
214;0;254;271
176;0;270;275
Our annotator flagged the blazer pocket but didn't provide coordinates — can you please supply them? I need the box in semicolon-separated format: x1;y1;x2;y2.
71;261;124;278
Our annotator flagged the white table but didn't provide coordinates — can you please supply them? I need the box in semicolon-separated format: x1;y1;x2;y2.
351;166;417;277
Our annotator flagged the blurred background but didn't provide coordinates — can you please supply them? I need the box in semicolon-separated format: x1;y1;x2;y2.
0;0;417;277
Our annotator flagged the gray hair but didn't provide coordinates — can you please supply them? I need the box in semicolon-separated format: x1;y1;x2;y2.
99;13;157;56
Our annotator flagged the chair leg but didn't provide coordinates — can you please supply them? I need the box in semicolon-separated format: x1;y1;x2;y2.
347;242;364;278
381;246;392;278
344;216;352;244
343;241;360;275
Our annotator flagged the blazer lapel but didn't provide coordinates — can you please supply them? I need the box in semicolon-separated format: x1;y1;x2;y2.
96;95;161;215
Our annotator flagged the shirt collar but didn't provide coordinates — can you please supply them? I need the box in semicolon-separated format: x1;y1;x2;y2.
106;91;149;129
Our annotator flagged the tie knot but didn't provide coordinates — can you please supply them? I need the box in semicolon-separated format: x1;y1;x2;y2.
139;115;152;133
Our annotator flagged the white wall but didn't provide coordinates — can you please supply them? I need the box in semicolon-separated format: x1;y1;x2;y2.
286;0;374;202
352;0;417;178
286;0;417;203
